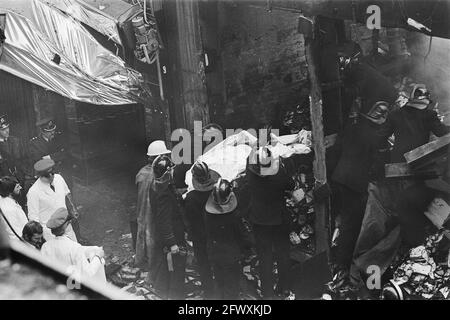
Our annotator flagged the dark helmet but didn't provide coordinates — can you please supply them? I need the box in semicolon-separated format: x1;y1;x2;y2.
212;178;233;205
202;123;223;135
407;84;432;110
412;86;431;101
153;154;174;179
365;101;389;123
192;160;211;183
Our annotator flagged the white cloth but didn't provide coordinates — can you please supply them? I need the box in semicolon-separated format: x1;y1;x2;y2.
185;131;255;190
0;196;28;241
185;130;312;190
27;174;76;242
41;235;106;283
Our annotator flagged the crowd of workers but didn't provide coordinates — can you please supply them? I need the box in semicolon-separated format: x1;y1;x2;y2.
0;117;106;284
1;68;449;301
325;81;450;299
132;130;307;300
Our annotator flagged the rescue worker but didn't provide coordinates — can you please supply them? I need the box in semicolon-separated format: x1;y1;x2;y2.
348;87;450;298
27;159;79;242
41;208;106;283
0;115;30;207
134;140;171;268
327;101;391;298
246;146;295;299
150;154;187;299
380;85;450;163
204;178;243;299
184;160;220;298
29;118;72;189
378;85;450;245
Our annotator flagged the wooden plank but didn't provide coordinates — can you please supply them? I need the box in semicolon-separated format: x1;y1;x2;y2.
404;133;450;166
385;162;412;178
385;162;438;179
175;0;210;130
426;178;450;194
304;19;329;256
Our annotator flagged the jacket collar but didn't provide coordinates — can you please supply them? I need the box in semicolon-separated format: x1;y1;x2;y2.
154;170;172;191
37;177;56;195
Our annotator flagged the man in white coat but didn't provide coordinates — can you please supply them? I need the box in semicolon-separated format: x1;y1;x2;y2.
41;208;106;283
27;159;79;242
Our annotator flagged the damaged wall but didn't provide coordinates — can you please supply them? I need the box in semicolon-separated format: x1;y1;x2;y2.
209;2;310;131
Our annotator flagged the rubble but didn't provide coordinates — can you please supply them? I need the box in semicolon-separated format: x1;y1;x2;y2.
286;170;316;256
382;230;450;300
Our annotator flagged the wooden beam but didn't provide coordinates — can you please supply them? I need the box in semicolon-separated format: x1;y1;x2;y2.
404;133;450;168
385;162;438;179
175;0;210;131
304;18;329;256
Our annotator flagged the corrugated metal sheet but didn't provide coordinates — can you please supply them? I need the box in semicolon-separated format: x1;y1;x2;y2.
0;0;152;105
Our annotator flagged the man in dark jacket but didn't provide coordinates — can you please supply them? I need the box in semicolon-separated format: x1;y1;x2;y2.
150;154;187;300
134;140;171;268
246;146;295;299
347;88;450;296
204;178;243;299
378;85;450;245
184;161;220;298
379;85;450;163
0;115;31;209
329;101;390;293
29;119;71;188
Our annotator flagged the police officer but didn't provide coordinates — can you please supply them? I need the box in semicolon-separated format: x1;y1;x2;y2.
29;118;72;189
0;115;30;207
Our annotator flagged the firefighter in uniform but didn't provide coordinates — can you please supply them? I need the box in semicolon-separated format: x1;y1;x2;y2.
0;115;31;209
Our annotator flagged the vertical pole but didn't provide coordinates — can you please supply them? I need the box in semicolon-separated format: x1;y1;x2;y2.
175;0;209;131
303;17;330;256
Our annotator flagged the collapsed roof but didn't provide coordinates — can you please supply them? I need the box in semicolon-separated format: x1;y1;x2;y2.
0;0;150;105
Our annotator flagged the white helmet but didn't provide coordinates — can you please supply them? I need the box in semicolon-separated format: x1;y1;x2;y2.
147;140;171;157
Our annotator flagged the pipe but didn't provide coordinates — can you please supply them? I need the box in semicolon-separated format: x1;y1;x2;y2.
156;50;165;101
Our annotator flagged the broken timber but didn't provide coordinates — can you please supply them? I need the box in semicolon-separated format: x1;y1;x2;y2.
302;16;330;256
385;162;439;179
404;133;450;169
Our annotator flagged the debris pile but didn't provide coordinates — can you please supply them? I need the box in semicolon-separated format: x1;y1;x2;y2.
382;231;450;300
286;171;316;256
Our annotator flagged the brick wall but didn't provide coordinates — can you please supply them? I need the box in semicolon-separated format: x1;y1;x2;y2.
215;3;310;131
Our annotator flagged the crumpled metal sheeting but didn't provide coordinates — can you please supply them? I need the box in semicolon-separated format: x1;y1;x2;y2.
30;0;143;90
0;0;148;105
42;0;128;46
